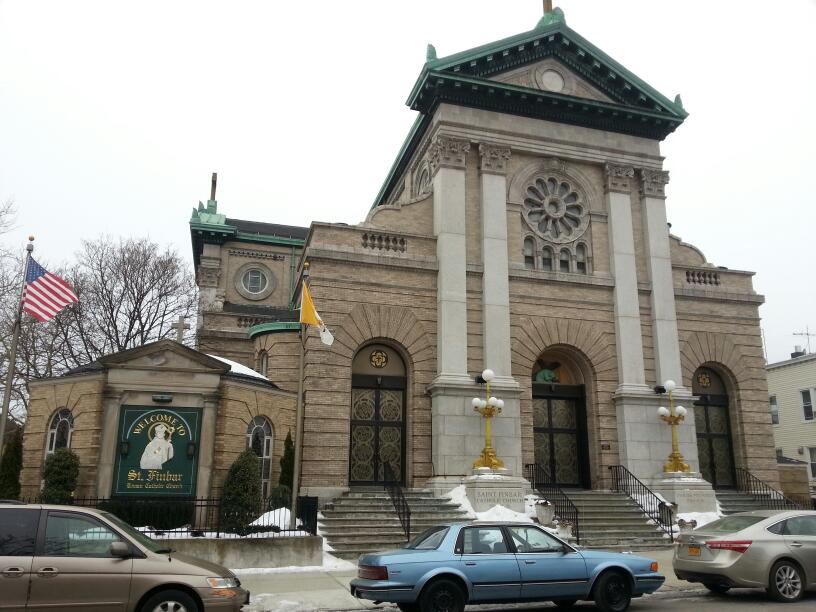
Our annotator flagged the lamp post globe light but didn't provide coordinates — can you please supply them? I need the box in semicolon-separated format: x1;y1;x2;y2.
657;379;690;473
472;368;505;470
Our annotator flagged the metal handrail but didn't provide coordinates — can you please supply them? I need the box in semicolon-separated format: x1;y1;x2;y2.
524;463;581;544
383;462;411;542
735;468;802;511
608;465;674;540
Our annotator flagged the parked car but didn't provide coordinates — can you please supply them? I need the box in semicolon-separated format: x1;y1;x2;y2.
673;509;816;603
349;521;664;612
0;501;248;612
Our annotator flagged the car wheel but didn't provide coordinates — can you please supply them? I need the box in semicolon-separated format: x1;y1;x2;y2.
703;583;731;595
593;571;631;612
554;600;578;608
767;560;805;603
418;578;465;612
140;589;199;612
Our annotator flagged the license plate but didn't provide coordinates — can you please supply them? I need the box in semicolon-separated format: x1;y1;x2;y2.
688;545;701;556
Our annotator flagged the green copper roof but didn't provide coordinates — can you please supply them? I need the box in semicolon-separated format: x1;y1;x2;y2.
248;321;300;339
373;8;687;208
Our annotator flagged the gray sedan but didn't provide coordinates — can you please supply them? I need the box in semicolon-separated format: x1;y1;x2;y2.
673;510;816;603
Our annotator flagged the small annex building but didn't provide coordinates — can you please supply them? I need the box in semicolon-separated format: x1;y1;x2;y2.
19;340;295;500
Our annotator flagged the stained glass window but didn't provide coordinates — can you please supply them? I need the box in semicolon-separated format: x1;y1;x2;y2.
46;409;73;456
246;416;273;497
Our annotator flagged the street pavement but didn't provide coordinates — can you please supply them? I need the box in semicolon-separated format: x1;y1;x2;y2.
240;547;814;611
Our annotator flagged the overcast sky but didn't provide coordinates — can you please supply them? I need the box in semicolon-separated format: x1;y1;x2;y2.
1;0;814;364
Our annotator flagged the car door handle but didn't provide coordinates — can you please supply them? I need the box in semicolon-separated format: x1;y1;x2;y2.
37;567;59;577
465;561;477;566
2;567;25;577
790;542;803;547
524;560;536;565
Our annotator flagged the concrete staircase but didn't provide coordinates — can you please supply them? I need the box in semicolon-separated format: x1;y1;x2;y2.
563;490;672;551
715;489;798;515
319;489;471;561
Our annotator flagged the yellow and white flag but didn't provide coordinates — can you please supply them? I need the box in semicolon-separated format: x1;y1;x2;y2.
299;282;334;346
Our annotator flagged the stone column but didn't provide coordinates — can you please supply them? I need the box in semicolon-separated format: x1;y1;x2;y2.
95;390;122;497
605;164;655;479
194;394;220;498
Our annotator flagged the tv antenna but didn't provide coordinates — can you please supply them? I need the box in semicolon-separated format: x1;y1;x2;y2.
794;326;815;354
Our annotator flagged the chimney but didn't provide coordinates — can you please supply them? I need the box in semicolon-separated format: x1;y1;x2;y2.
791;345;807;359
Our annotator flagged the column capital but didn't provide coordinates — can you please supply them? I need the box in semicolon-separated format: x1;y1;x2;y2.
604;164;635;194
639;168;671;198
429;136;471;175
478;143;511;175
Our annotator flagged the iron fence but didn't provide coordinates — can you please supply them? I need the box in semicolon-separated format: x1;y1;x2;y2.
608;465;674;540
524;463;581;544
734;468;802;511
383;462;411;542
23;495;319;539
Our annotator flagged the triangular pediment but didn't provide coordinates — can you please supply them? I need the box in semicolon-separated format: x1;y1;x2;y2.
488;57;614;103
98;339;230;374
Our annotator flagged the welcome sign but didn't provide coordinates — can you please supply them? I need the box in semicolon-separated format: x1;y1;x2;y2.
113;406;201;496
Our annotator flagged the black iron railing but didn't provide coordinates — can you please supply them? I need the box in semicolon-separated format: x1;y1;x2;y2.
608;465;674;540
735;468;802;511
28;496;319;539
525;463;580;544
383;462;411;542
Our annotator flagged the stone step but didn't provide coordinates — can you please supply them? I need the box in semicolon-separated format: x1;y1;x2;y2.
322;510;469;519
580;542;673;552
327;501;463;511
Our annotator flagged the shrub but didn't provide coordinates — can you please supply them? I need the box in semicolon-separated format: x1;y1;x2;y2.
267;484;291;511
0;430;23;499
279;430;294;489
40;448;79;504
220;449;262;535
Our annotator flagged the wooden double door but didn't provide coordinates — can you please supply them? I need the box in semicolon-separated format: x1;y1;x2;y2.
348;374;406;486
532;383;591;488
695;393;736;489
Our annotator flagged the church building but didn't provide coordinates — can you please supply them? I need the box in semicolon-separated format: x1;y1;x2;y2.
190;6;777;506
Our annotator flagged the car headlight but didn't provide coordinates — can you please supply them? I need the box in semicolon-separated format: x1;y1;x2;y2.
206;576;238;589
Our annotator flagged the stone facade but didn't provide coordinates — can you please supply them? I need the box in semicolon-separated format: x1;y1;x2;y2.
189;12;779;501
20;341;295;500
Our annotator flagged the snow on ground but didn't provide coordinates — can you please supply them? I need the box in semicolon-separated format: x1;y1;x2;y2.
232;551;356;575
250;508;291;529
208;354;269;380
676;511;721;528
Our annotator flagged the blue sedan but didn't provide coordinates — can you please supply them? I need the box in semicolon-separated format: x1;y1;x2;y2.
350;522;664;612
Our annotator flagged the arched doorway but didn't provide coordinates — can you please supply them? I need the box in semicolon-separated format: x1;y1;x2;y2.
693;366;736;489
349;344;406;486
532;349;591;488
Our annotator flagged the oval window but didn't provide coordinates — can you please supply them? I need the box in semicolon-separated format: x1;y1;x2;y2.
242;269;268;294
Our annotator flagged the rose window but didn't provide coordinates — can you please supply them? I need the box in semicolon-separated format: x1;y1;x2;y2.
523;175;588;243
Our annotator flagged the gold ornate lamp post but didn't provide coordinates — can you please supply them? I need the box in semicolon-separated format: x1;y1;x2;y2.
472;369;506;470
658;379;691;473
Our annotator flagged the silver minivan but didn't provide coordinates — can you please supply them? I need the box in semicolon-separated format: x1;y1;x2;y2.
0;502;248;612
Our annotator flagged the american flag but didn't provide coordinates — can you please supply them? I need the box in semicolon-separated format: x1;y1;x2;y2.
22;257;78;322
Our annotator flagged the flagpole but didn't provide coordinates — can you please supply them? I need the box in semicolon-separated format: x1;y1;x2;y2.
289;262;309;530
0;237;34;461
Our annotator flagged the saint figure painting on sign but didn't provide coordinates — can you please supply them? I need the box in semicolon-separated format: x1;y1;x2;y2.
139;423;175;469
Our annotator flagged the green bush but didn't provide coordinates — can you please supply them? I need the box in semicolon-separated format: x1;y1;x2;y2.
267;484;291;511
279;430;294;489
40;448;79;504
0;430;23;500
220;449;262;535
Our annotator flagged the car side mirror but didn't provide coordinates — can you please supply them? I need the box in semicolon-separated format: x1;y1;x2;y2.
110;541;131;558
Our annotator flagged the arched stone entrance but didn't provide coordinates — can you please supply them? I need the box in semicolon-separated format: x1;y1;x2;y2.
532;349;591;488
348;343;407;486
692;366;736;489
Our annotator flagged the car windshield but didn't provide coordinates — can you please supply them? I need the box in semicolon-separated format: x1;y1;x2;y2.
101;512;164;553
405;526;449;550
697;515;765;533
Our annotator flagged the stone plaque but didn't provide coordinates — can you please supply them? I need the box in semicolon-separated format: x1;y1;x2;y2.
112;406;201;496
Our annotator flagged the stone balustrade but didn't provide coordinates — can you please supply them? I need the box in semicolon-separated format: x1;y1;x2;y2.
672;266;757;295
685;269;720;286
361;232;407;252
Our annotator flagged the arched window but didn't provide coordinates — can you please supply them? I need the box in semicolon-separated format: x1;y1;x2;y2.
257;350;269;375
47;409;73;456
559;249;571;273
576;244;587;274
542;247;553;271
523;238;536;269
246;416;273;497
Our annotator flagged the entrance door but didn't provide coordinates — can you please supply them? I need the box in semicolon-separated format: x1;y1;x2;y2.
349;374;406;486
694;393;736;489
532;384;589;488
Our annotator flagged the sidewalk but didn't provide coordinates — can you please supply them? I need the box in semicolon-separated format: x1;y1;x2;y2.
239;547;697;612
